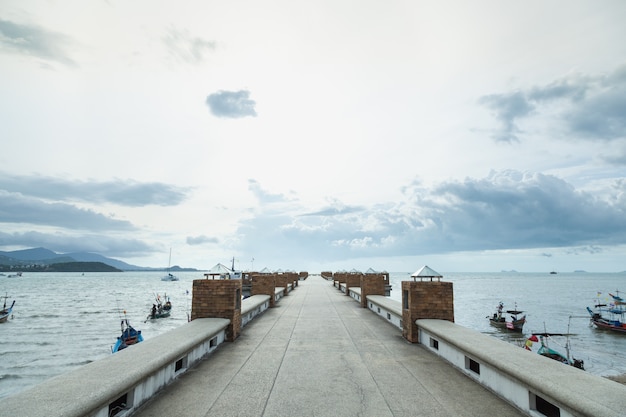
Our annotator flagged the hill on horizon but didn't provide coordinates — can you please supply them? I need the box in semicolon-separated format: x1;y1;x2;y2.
0;247;198;271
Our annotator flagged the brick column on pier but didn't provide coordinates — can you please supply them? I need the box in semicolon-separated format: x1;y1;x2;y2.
275;273;290;296
345;273;362;296
402;280;454;343
251;274;277;307
360;274;386;308
191;279;242;342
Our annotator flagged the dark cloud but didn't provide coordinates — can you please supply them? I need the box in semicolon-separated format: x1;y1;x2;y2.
235;172;626;262
0;173;189;206
186;235;219;245
163;27;216;64
206;90;257;118
0;19;77;67
0;230;154;258
478;91;534;142
479;63;626;142
0;191;135;231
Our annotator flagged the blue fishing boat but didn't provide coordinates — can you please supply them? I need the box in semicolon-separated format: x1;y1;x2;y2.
112;318;144;353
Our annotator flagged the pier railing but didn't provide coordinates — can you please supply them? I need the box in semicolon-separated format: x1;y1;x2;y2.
0;291;277;417
338;283;626;417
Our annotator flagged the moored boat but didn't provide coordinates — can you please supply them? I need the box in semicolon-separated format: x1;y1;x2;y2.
488;301;526;332
526;332;585;370
0;294;15;323
586;291;626;334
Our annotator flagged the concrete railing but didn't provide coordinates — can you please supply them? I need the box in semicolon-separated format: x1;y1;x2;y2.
0;291;281;417
365;294;402;330
337;283;626;417
0;318;230;417
418;319;626;417
241;294;270;327
346;287;403;331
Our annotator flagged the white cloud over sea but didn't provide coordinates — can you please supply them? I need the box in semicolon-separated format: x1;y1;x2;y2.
1;1;626;272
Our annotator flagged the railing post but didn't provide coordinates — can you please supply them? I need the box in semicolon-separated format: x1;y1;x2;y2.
191;279;242;342
251;273;277;307
360;274;386;308
402;280;454;343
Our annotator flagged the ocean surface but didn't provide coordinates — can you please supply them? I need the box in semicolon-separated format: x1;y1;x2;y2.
1;270;626;399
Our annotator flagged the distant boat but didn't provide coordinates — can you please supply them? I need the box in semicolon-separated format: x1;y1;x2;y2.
7;271;22;278
0;294;15;323
111;318;144;353
549;271;557;275
161;249;179;281
488;301;526;332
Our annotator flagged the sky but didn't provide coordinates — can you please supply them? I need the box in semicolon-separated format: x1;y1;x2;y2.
1;1;626;273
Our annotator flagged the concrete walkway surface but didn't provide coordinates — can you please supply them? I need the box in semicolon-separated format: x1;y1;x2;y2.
133;276;526;417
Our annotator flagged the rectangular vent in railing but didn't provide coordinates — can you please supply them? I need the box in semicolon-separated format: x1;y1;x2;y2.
210;337;217;348
109;393;128;417
429;338;439;350
175;357;185;372
377;307;381;313
465;357;480;375
530;392;561;417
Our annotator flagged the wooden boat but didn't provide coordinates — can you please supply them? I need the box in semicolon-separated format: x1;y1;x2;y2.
111;318;144;353
146;294;172;320
488;301;526;332
526;332;584;370
586;291;626;334
0;295;15;323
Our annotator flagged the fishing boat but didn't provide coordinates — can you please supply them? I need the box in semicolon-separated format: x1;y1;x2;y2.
146;293;172;320
586;291;626;334
161;249;179;281
111;318;144;353
0;294;15;323
525;330;585;370
488;301;526;332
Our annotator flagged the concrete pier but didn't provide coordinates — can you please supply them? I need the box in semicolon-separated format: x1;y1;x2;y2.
133;276;524;417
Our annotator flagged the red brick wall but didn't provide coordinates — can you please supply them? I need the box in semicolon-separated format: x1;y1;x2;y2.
402;281;454;343
191;279;242;342
251;274;277;307
360;274;386;308
345;273;362;296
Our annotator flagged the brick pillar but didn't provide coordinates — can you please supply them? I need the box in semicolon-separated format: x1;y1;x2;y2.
360;274;386;308
251;274;277;307
345;273;362;296
275;273;289;295
191;279;242;342
402;280;454;343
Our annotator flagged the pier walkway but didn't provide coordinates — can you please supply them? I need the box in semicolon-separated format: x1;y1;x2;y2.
134;276;525;417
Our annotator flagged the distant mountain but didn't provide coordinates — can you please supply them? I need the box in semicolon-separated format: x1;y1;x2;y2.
0;247;150;270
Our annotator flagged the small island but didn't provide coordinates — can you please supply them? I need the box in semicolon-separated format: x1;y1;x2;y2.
0;261;121;273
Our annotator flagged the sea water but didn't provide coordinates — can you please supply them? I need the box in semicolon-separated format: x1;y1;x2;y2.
1;271;625;399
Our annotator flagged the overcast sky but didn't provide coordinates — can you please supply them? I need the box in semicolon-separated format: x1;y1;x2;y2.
2;1;626;273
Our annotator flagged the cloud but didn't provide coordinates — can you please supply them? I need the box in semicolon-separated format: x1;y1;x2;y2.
0;19;77;67
163;27;216;64
248;179;288;204
0;230;154;257
0;173;189;206
0;190;135;230
479;63;626;142
186;235;219;245
206;90;257;118
234;171;626;263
